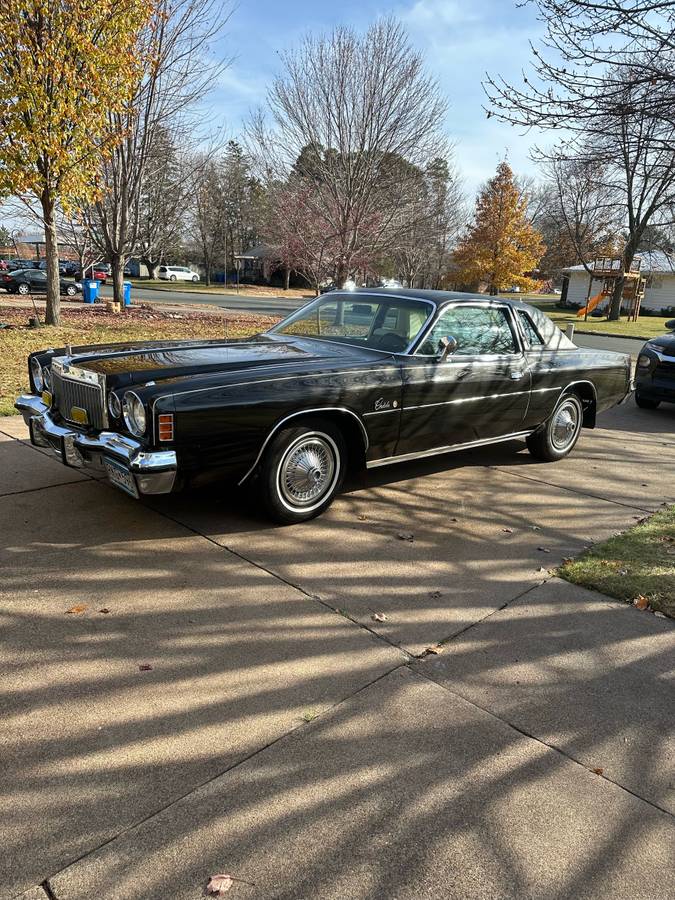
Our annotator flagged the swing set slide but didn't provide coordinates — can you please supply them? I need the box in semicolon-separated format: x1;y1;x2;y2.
577;290;608;318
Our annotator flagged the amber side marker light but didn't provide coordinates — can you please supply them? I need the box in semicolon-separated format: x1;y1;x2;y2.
158;413;174;441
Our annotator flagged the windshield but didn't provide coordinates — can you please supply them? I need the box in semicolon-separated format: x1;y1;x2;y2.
271;293;433;353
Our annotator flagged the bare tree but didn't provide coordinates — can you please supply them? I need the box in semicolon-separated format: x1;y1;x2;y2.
486;3;675;319
88;0;230;301
249;18;448;288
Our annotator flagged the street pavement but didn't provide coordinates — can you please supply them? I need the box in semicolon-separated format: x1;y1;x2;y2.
0;400;673;899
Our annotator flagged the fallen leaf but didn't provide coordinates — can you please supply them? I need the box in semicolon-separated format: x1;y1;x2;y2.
593;767;604;776
99;608;110;614
429;590;442;599
397;531;414;542
654;611;667;619
537;547;551;553
357;514;367;521
501;527;514;534
617;568;628;575
426;646;442;655
371;612;388;622
537;566;548;573
66;604;87;615
138;664;153;671
530;525;541;530
207;874;233;895
633;595;649;610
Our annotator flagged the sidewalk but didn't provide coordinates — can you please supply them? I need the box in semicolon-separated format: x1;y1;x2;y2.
1;402;673;899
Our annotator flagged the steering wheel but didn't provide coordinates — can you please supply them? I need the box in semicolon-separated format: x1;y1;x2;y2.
374;332;408;353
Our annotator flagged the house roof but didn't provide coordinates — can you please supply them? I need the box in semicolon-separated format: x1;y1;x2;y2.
235;243;273;260
565;249;675;275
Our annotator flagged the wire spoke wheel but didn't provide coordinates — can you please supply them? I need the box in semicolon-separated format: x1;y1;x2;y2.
550;398;581;451
279;434;336;507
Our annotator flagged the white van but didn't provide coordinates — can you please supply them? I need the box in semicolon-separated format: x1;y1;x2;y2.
158;265;200;283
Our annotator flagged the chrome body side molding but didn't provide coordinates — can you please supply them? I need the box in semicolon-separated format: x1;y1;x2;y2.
366;430;534;469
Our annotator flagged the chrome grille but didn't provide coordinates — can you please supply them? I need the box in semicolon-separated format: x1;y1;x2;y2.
52;368;107;430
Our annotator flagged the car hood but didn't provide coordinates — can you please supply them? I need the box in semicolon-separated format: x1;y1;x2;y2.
645;333;675;355
62;334;383;387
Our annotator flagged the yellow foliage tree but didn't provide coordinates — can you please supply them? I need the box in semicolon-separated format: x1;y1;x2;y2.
0;0;154;324
454;161;545;295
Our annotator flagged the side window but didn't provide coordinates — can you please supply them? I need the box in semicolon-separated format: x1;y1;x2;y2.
517;310;544;347
418;306;517;356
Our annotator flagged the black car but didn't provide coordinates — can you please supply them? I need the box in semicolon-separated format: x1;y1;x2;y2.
0;268;82;297
16;289;631;523
635;319;675;409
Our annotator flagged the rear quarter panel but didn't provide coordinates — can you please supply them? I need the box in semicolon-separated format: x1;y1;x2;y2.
524;347;630;428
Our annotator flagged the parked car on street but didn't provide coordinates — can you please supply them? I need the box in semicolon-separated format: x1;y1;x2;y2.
635;319;675;409
6;258;40;270
77;264;108;283
0;268;82;297
16;289;631;523
158;265;200;282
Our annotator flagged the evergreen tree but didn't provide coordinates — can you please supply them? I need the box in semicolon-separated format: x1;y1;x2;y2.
455;162;545;294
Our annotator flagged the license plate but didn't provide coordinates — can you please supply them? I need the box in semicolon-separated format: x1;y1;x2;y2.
103;458;139;498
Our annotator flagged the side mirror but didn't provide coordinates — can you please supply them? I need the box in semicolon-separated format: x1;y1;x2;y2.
666;319;675;331
436;335;458;362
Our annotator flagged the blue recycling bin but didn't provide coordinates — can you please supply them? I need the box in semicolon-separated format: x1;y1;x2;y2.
82;280;99;304
122;281;132;307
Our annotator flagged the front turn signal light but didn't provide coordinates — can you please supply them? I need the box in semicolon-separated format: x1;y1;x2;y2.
158;413;174;442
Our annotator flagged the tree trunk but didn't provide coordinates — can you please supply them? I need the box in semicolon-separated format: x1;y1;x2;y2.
608;244;637;321
42;194;60;326
284;267;290;291
141;257;159;280
335;259;348;289
205;263;211;286
111;253;125;308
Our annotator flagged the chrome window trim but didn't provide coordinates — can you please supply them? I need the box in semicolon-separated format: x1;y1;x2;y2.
268;291;437;356
237;406;369;486
409;300;525;358
366;430;535;469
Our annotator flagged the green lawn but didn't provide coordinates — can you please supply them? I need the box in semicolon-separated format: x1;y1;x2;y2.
525;298;671;339
559;505;675;618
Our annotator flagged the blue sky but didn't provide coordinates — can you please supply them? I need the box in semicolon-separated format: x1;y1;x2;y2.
204;0;547;196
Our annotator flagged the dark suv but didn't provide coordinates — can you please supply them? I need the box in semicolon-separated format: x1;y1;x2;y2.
635;319;675;409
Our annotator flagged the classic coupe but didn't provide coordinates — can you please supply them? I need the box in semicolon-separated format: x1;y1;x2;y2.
16;289;631;523
635;319;675;409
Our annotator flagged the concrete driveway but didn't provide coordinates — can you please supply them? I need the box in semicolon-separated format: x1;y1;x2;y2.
0;402;673;900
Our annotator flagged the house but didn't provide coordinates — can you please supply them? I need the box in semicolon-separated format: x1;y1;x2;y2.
234;243;277;283
562;250;675;314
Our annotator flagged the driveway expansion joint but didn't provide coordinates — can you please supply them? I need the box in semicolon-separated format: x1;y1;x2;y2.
489;464;655;513
34;660;409;899
413;664;674;820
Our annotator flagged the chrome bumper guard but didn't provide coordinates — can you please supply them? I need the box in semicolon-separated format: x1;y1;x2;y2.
15;395;177;496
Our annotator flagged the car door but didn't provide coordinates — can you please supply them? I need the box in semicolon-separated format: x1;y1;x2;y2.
29;270;48;293
396;302;531;456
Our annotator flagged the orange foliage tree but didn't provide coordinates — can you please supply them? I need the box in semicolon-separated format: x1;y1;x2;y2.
0;0;154;324
454;161;545;294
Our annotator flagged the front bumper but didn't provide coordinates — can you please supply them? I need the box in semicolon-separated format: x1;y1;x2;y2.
15;395;177;496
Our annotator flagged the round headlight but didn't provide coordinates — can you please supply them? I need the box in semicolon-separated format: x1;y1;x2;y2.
30;357;43;392
122;392;146;435
107;391;122;419
42;366;52;390
637;354;652;368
